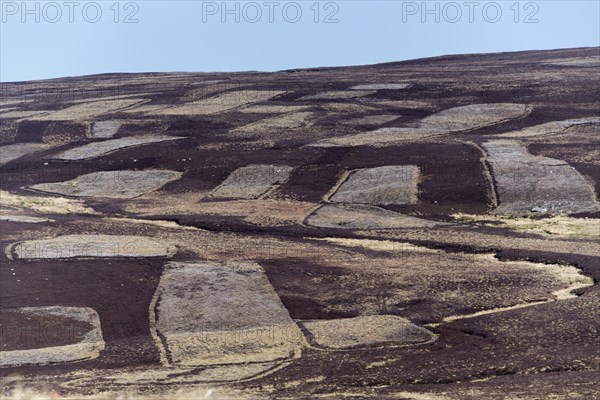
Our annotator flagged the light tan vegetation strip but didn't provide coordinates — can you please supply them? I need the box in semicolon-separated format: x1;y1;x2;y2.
107;217;202;231
53;135;185;160
305;204;445;230
0;215;53;223
342;114;401;126
453;213;600;238
6;234;176;260
311;237;441;254
350;83;412;90
0;190;97;215
0;387;259;400
370;228;600;258
546;56;600;67
31;99;147;121
231;112;314;136
0;110;50;119
154;90;286;115
298;90;376;100
238;105;311;114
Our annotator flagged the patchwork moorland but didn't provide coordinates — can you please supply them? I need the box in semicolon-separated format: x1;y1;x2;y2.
0;47;599;399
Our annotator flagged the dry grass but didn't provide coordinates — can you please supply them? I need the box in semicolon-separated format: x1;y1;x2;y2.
231;112;314;137
106;217;201;231
342;114;401;126
306;204;443;230
546;56;600;67
0;215;53;223
312;238;440;254
125;196;315;227
0;110;50;119
0;190;96;215
365;99;434;110
155;90;285;115
453;213;600;238
2;387;259;400
422;103;531;131
299;90;375;101
215;200;315;226
238;105;311;114
350;83;411;90
319;102;382;113
31;99;146;121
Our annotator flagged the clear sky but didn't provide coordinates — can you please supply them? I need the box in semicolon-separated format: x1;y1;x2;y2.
1;1;599;82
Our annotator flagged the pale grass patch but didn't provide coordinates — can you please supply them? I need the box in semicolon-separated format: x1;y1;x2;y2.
155;90;285;115
366;358;397;369
0;110;50;119
238;105;311;114
3;387;258;400
231;112;314;136
365;99;434;110
106;217;201;231
312;238;440;254
319;102;381;113
31;99;147;121
453;213;600;238
0;99;34;107
0;190;97;215
392;392;452;400
299;90;375;101
130;198;315;226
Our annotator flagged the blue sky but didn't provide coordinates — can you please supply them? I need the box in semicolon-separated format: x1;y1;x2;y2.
1;1;599;82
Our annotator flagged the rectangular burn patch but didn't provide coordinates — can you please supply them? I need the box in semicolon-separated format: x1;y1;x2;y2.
330;166;420;205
